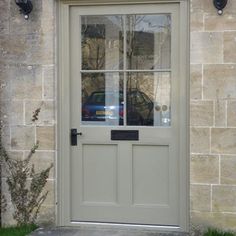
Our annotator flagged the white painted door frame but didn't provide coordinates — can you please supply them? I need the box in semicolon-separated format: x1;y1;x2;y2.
57;0;190;231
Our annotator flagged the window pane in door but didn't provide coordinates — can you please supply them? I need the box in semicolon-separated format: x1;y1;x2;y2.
126;72;171;126
82;73;124;126
81;16;124;70
126;14;171;70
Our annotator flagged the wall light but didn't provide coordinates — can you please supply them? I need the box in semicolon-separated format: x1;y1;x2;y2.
15;0;33;20
213;0;228;15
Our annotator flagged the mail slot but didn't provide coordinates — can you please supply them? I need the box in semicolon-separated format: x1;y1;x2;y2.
111;130;139;141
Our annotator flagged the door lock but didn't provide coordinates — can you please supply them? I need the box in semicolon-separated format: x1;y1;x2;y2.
71;128;82;146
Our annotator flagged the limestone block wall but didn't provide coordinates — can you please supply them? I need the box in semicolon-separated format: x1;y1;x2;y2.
0;0;236;231
0;0;56;225
190;0;236;230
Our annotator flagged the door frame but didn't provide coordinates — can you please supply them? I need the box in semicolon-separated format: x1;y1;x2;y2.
57;0;190;231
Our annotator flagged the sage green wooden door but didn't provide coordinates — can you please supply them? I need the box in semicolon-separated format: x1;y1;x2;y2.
68;2;185;226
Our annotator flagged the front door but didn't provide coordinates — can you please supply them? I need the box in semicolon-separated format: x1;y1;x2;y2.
60;1;188;229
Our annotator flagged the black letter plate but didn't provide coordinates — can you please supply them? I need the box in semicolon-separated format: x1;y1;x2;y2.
111;130;139;141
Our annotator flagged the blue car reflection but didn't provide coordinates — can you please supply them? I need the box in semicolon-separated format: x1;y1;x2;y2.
82;90;154;126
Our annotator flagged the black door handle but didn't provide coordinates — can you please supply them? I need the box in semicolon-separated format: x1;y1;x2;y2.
71;129;82;146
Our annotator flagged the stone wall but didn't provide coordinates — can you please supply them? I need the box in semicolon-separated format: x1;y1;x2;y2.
0;0;236;231
190;0;236;231
0;0;56;225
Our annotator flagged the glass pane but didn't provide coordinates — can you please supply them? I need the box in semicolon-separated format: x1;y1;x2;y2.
81;16;124;70
126;14;171;70
82;73;124;126
126;72;171;126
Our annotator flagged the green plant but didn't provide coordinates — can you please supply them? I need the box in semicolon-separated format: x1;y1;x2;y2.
204;228;235;236
0;108;53;225
0;224;37;236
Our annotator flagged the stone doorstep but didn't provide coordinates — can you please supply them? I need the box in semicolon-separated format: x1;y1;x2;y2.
30;227;189;236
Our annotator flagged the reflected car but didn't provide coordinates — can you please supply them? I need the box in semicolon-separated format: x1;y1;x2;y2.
82;90;154;126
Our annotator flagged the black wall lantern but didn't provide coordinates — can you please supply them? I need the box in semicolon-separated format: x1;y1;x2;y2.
213;0;228;15
15;0;33;20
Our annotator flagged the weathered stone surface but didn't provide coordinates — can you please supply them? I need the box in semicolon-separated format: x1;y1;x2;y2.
0;33;53;65
1;125;11;150
0;65;12;100
1;100;24;125
11;125;35;150
43;65;55;99
1;151;24;178
25;101;55;125
190;64;202;100
190;128;210;153
191;155;219;184
211;128;236;154
36;205;55;227
215;100;226;127
221;155;236;184
190;101;213;126
203;64;236;99
36;126;55;150
212;185;236;212
10;65;42;99
227;100;236;127
191;212;236;231
190;13;203;32
190;184;211;211
205;14;236;31
224;31;236;63
26;151;55;179
43;180;55;206
0;0;10;35
191;32;223;64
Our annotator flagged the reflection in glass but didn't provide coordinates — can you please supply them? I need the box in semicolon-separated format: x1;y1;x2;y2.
81;16;123;70
82;73;124;126
126;14;171;70
127;72;171;126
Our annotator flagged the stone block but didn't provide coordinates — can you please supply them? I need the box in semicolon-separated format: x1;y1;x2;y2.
42;180;55;206
191;32;223;64
1;151;24;178
190;127;210;153
215;100;226;127
224;31;236;63
190;64;202;100
0;33;53;65
10;65;42;99
36;126;55;150
190;184;211;211
1;100;24;125
0;0;10;34
211;128;236;154
26;151;55;179
0;65;12;100
1;125;11;150
191;212;236;231
221;155;236;185
11;125;35;150
25;100;55;125
36;205;55;226
212;185;236;212
191;13;203;32
203;64;236;99
205;14;236;31
43;65;55;99
227;100;236;127
190;101;213;126
191;155;219;184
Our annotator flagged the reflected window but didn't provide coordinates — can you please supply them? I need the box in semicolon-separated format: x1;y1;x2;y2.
80;14;171;127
